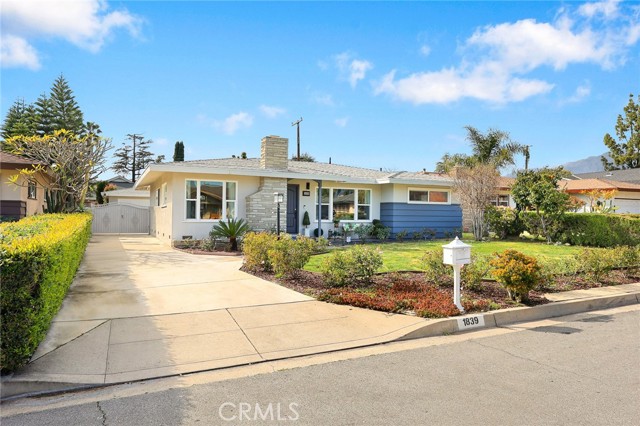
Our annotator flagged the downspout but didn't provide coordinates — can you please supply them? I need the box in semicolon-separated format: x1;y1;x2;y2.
315;179;322;239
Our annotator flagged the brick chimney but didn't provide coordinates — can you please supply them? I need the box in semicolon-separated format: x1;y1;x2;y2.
260;136;289;170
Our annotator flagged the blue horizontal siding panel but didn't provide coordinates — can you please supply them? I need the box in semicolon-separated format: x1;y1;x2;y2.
380;202;462;238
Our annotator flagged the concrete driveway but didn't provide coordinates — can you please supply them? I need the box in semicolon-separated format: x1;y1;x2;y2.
7;235;427;393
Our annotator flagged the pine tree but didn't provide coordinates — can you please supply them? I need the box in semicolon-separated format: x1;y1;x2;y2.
173;141;185;161
112;137;162;182
34;93;54;136
49;75;84;134
601;93;639;170
1;98;37;140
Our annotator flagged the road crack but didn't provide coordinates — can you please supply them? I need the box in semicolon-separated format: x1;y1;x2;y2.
97;401;107;426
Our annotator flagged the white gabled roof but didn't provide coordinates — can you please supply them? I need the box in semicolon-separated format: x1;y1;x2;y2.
135;157;454;188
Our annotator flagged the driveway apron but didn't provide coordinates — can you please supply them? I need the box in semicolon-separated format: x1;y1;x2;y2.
10;236;426;386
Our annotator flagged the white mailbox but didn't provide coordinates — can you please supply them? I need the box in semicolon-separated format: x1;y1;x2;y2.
442;237;471;265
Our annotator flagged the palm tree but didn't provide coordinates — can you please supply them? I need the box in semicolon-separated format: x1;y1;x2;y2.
464;125;527;169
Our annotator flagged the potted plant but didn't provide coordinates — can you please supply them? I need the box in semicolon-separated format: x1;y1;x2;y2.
302;211;311;237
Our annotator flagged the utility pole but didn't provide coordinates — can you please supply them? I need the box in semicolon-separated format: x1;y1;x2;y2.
291;117;303;160
127;133;143;183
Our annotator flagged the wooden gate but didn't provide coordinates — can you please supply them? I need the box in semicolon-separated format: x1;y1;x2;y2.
91;204;150;234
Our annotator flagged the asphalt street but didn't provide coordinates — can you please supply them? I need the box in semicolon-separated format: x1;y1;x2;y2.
2;306;639;426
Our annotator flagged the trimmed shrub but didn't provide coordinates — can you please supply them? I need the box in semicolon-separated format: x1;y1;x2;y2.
268;235;319;278
421;249;452;286
242;232;278;272
461;254;492;292
1;213;92;372
490;250;541;302
558;214;640;247
320;245;383;287
485;206;522;239
575;248;618;282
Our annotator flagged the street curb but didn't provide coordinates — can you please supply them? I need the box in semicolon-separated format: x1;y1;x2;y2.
398;291;640;341
2;291;638;401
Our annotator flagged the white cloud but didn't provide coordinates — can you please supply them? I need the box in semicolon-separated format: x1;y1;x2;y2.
214;112;254;135
259;105;286;118
335;117;349;128
334;52;373;88
374;2;639;105
1;0;142;69
561;81;592;104
419;44;431;57
312;93;335;107
578;0;620;19
1;35;40;70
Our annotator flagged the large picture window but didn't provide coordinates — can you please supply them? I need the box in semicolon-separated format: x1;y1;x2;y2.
185;179;237;220
316;188;372;221
408;188;450;204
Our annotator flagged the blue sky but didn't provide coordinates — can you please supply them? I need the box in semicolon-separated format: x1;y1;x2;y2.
2;1;639;176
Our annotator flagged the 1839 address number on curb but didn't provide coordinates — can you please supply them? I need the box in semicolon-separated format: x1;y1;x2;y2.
457;315;485;330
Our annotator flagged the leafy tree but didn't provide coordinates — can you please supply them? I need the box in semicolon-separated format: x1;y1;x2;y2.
4;130;112;211
173;141;185;161
453;164;499;241
49;75;84;134
95;181;108;204
436;126;526;173
511;167;571;243
601;93;639;170
112;137;163;183
292;152;315;162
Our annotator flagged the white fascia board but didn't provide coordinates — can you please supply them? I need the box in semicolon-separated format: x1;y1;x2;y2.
135;163;379;185
378;178;455;187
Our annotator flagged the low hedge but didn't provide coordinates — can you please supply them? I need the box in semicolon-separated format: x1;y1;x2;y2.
488;208;640;247
558;213;640;247
0;213;92;372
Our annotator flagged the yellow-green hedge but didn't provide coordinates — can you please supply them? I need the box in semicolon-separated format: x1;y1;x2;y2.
0;213;92;372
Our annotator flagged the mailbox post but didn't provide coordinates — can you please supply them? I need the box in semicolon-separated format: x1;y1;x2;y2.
442;236;471;312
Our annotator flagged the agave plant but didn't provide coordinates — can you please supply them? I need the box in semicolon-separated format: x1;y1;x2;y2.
210;218;251;251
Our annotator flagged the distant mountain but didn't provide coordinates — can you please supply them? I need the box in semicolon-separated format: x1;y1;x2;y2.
561;153;611;174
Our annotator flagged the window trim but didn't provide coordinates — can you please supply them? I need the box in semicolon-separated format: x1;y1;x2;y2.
27;180;37;200
407;187;451;205
184;178;238;222
315;187;373;222
155;188;161;207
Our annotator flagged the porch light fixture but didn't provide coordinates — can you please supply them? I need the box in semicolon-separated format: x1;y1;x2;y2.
274;192;284;235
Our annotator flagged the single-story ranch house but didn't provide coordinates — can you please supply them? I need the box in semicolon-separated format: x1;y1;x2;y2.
134;136;462;243
0;151;52;220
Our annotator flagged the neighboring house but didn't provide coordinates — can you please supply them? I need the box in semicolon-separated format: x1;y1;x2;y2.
103;187;151;207
571;168;640;184
0;151;52;220
559;178;640;214
134;135;462;243
105;175;135;189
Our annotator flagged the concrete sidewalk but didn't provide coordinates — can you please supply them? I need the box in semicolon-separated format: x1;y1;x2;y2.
2;236;639;399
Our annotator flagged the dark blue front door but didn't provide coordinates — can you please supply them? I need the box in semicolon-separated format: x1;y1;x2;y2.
287;184;299;234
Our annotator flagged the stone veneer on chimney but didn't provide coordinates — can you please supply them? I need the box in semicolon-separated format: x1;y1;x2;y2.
260;135;289;170
246;136;289;231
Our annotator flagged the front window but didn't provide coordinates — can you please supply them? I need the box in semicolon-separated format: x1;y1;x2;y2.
317;188;372;221
27;181;37;199
491;195;509;207
185;179;237;220
408;188;450;204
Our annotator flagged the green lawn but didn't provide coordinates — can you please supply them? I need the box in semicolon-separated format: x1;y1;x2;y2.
305;238;585;273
